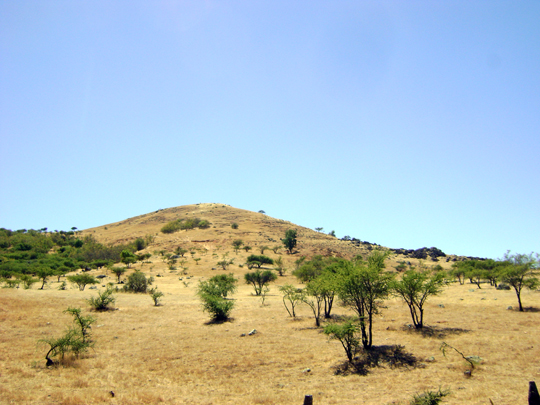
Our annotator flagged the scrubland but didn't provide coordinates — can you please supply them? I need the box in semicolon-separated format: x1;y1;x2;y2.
1;204;538;404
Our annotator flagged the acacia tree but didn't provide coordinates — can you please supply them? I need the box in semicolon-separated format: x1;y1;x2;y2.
499;251;539;311
392;269;446;329
232;240;243;254
303;279;326;327
111;267;127;283
67;274;99;291
120;250;136;268
279;284;305;317
244;270;277;296
282;229;297;254
338;251;393;349
36;267;55;290
246;254;274;268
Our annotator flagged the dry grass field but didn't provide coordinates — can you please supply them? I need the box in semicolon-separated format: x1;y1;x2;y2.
1;204;538;404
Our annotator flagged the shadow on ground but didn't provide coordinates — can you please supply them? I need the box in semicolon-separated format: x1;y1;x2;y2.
402;325;470;339
333;345;417;376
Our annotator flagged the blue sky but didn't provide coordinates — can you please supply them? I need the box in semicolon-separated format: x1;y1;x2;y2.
1;1;539;259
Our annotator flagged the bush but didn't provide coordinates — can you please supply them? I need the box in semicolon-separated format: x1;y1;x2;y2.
198;293;234;322
409;388;450;405
197;276;236;322
324;321;359;364
231;223;239;229
160;221;182;234
161;218;211;234
198;274;237;298
123;271;153;293
87;287;116;311
149;288;164;306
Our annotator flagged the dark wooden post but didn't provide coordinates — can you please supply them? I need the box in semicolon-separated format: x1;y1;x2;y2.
303;394;313;405
530;381;540;405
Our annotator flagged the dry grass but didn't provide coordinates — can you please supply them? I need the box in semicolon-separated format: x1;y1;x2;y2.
1;203;539;404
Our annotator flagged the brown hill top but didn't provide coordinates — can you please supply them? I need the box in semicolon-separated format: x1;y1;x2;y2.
80;203;461;272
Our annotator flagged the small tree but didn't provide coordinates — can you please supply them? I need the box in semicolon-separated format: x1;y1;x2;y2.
19;274;38;289
40;307;96;366
175;247;188;257
120;249;136;268
338;251;394;349
244;270;277;296
392;269;446;329
111;266;127;283
36;267;55;290
246;254;274;268
282;229;297;254
279;284;306;317
123;271;153;293
273;256;286;276
324;321;359;364
232;239;243;254
303;281;326;327
499;251;539;311
259;245;270;254
67;274;99;291
217;255;234;270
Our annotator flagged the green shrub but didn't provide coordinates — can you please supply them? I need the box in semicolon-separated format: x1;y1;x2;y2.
19;274;38;289
198;274;237;298
408;388;450;405
149;288;164;306
39;307;96;366
160;221;182;234
231;223;239;229
123;271;153;293
161;218;211;234
87;287;116;311
198;293;234;322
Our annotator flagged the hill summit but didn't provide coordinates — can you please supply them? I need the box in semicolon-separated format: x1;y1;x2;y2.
81;203;461;270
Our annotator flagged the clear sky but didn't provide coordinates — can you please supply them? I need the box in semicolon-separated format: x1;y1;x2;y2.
1;1;539;259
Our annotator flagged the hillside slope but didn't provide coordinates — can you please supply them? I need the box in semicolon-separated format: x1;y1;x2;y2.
80;203;458;273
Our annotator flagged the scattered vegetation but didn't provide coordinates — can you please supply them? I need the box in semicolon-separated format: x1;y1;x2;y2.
244;269;277;296
160;218;211;234
87;287;116;311
39;307;96;366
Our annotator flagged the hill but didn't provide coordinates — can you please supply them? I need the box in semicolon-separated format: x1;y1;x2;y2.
80;202;461;273
1;203;538;404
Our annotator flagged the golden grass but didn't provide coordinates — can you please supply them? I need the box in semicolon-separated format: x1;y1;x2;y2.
1;203;538;404
1;273;539;405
